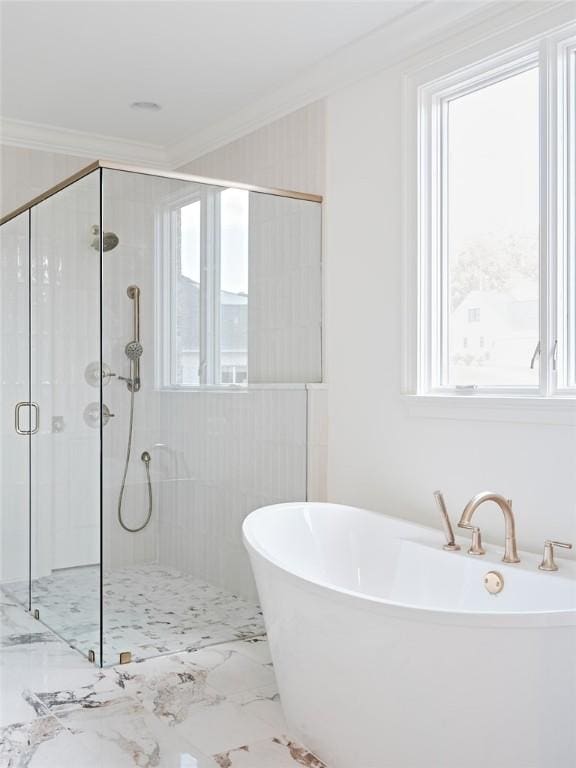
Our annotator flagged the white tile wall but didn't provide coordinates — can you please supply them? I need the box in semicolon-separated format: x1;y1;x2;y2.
155;388;307;601
248;193;322;384
178;102;325;197
0;145;89;219
179;101;328;502
0;212;30;583
306;385;328;503
101;170;315;601
30;171;102;579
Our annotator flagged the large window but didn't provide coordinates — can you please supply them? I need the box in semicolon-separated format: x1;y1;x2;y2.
447;68;539;388
157;186;249;388
416;27;576;397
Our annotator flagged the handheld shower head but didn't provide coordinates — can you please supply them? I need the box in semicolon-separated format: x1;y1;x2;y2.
125;340;143;360
124;284;142;392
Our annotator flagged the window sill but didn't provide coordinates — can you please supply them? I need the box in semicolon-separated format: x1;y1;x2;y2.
402;393;576;425
156;382;323;394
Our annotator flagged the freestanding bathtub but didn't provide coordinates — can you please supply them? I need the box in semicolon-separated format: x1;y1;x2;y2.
243;502;576;768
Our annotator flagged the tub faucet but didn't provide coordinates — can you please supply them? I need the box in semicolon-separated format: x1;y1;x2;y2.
458;492;520;564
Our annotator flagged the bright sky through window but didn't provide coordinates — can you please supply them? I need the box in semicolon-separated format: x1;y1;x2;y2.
180;200;200;282
446;67;540;386
220;188;249;294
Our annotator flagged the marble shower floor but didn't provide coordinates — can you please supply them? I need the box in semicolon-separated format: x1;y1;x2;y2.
0;595;328;768
1;564;265;667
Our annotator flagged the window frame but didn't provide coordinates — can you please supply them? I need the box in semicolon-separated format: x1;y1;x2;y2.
558;37;576;390
411;25;576;401
156;185;248;390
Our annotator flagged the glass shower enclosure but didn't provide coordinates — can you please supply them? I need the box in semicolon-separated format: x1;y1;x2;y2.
0;161;322;666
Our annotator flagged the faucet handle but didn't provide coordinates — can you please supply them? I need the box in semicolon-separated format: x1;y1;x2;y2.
458;523;486;556
538;540;572;572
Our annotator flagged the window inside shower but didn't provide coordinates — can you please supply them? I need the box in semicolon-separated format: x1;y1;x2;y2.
157;185;249;388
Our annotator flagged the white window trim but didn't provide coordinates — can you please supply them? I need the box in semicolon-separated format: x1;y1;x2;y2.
155;185;240;390
402;14;576;421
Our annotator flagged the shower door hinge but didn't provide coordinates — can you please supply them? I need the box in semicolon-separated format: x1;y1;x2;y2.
119;651;132;665
33;608;40;620
88;649;96;664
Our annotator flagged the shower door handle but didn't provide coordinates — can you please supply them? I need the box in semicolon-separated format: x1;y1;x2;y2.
15;402;39;435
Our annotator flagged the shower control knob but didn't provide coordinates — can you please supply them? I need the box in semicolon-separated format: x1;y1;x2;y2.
83;402;115;428
85;361;114;387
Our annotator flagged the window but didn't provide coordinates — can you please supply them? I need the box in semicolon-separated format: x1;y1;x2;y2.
157;186;249;388
447;67;539;388
415;26;576;397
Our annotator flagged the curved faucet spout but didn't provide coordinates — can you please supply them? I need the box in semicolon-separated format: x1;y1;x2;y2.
458;491;520;564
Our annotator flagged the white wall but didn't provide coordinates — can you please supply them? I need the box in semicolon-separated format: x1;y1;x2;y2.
325;6;576;557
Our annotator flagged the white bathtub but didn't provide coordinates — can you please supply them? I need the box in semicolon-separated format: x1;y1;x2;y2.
243;502;576;768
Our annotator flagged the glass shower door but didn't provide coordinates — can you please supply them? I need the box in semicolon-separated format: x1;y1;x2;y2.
0;212;31;610
29;171;102;664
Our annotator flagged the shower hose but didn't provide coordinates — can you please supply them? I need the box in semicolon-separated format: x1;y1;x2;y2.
117;382;153;532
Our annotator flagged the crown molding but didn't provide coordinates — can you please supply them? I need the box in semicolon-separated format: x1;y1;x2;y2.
167;0;505;168
0;117;169;166
2;2;572;172
168;0;576;169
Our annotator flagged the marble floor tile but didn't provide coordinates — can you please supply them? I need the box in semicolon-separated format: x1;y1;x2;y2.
0;603;56;648
168;697;281;756
213;735;327;768
210;635;272;666
0;704;217;768
53;695;218;767
228;684;288;733
0;606;103;728
0;607;116;729
30;670;124;718
0;715;66;768
0;673;49;729
101;640;280;755
180;643;276;697
2;564;265;666
105;638;275;706
0;609;330;768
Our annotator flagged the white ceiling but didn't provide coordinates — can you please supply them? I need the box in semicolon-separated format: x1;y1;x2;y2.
0;0;488;165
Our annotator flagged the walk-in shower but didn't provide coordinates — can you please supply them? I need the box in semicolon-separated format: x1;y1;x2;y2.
0;161;322;666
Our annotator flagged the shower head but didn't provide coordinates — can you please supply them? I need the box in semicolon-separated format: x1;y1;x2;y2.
91;225;119;252
125;340;143;360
